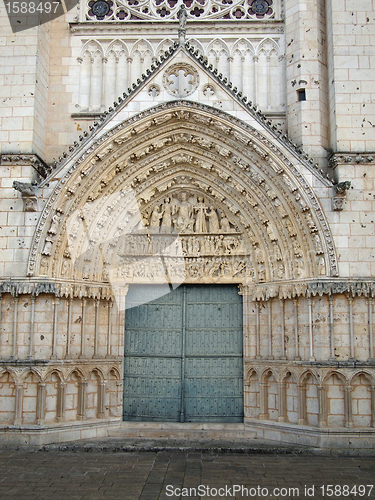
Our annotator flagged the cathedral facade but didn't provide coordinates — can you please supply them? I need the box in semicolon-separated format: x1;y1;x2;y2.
0;0;375;448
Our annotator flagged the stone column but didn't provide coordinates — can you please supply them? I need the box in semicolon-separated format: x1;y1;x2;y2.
241;56;245;91
65;298;73;359
97;380;106;418
371;386;375;428
268;300;273;359
280;299;286;359
255;301;261;358
259;381;269;420
14;383;23;425
93;299;100;359
227;56;233;83
240;285;252;358
140;56;144;76
317;385;327;428
277;54;285;109
106;301;113;358
36;383;46;425
56;382;66;423
344;385;354;428
293;299;300;360
116;380;123;418
368;298;374;361
127;57;132;90
78;56;91;110
278;381;287;422
116;55;127;99
120;286;129;358
28;295;36;359
79;298;87;359
244;380;250;418
103;55;111;107
266;54;271;110
308;296;315;361
11;295;19;360
51;299;59;359
297;383;307;425
329;295;335;361
77;380;87;421
0;295;2;357
253;56;258;105
101;56;108;105
348;295;355;361
90;55;103;111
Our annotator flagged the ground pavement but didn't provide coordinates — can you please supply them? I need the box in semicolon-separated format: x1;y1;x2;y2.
0;438;374;500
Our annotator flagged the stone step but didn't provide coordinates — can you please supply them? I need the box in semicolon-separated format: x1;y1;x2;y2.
108;422;256;440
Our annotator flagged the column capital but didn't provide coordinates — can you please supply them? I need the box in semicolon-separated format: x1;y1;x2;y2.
238;283;253;296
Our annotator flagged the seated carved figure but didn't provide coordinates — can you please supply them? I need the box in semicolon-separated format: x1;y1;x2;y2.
173;191;195;233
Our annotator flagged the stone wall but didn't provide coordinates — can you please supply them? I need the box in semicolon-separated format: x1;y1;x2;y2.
1;0;375;448
0;286;123;444
326;0;375;152
285;0;330;164
0;13;51;156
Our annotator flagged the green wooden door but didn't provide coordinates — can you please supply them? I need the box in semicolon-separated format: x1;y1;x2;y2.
123;285;243;422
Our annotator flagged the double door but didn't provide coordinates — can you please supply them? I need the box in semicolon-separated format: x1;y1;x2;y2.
123;284;243;422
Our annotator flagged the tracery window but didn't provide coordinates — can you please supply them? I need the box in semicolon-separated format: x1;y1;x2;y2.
84;0;274;21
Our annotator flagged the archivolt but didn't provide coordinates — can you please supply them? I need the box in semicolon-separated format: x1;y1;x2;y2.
29;102;337;285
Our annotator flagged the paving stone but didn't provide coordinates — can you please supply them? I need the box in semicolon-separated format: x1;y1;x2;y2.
0;447;374;500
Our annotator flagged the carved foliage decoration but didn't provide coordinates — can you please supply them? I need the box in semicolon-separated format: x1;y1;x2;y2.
84;0;277;22
29;102;337;285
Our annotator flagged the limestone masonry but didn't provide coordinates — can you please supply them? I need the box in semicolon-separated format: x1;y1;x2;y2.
0;0;374;449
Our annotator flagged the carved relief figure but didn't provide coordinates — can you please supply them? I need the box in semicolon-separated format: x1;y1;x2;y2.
61;259;69;276
102;267;110;282
173;191;195;233
277;264;285;279
161;197;173;233
149;205;163;233
220;215;231;233
207;205;220;233
265;222;277;241
318;256;326;275
42;237;54;256
177;4;187;30
194;196;208;233
273;242;282;261
314;234;323;254
48;214;60;235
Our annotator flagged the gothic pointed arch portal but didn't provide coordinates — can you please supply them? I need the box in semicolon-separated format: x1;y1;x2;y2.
29;102;337;298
